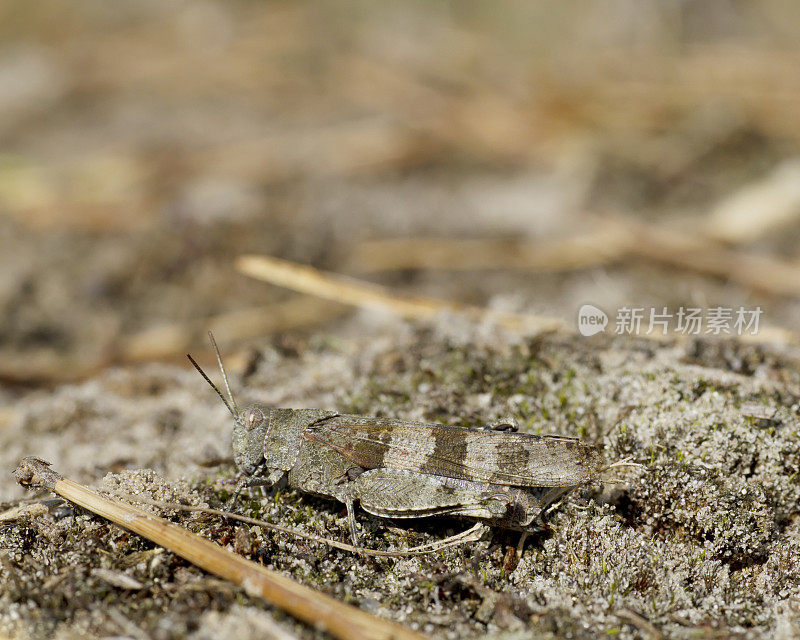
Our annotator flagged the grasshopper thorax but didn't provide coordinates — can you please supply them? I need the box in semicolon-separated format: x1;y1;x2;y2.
232;405;338;476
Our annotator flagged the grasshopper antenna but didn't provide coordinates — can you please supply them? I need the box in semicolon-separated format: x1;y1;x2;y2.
187;351;237;418
207;331;240;415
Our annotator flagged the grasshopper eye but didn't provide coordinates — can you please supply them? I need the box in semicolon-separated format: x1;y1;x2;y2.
245;407;264;430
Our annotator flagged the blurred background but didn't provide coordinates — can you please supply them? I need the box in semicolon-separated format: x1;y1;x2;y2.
1;0;800;385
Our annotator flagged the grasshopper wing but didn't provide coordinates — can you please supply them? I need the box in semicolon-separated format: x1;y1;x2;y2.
304;416;599;488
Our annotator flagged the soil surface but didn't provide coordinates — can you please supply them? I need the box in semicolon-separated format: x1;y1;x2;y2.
3;328;800;639
3;2;800;639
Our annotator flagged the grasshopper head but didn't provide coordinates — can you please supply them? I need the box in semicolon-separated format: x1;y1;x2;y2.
188;333;276;477
187;335;327;480
232;404;271;475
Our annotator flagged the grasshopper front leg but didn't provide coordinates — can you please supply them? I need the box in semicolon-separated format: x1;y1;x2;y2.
243;468;286;488
229;467;286;508
287;439;365;544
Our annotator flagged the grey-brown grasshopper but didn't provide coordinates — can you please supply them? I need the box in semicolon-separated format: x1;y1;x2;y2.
189;335;600;547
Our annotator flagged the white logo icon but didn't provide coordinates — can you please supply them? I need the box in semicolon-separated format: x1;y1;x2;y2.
577;304;608;337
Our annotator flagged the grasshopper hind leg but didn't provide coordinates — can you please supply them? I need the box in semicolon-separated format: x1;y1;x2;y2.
352;469;548;529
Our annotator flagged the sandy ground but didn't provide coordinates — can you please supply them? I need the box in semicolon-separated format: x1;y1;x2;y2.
2;322;800;639
3;2;800;639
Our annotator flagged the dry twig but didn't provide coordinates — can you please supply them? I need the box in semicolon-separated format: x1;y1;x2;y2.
346;216;800;300
119;296;348;362
345;230;629;273
13;457;427;640
703;157;800;243
619;217;800;298
615;608;663;640
0;297;347;384
237;254;564;334
107;491;485;558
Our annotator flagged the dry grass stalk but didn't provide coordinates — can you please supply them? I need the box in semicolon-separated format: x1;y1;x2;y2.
614;607;663;640
621;218;800;298
0;349;109;386
0;296;347;385
237;250;800;345
703;157;800;243
13;457;428;640
0;502;48;523
345;230;629;273
195;118;432;183
109;491;484;558
237;254;565;334
119;296;348;362
346;217;800;300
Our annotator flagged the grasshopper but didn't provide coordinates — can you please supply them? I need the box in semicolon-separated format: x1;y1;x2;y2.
189;335;600;548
